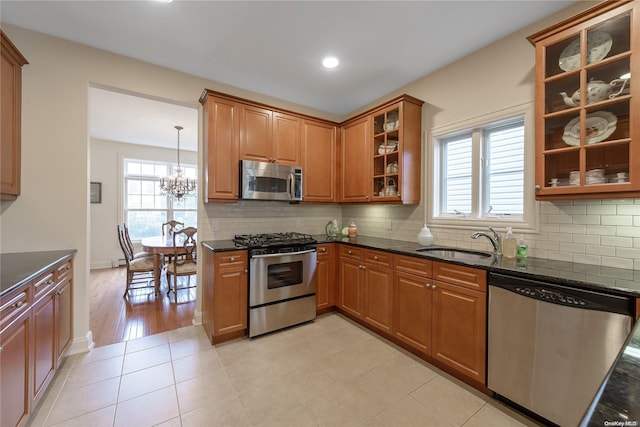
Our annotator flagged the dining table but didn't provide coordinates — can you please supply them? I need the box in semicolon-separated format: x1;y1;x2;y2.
141;235;188;295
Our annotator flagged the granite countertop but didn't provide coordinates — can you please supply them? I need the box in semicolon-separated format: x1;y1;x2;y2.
202;235;640;297
1;250;77;297
581;318;640;426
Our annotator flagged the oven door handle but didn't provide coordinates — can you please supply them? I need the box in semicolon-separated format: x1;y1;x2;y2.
251;249;316;259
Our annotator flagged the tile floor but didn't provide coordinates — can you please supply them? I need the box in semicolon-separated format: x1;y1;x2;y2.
27;314;542;427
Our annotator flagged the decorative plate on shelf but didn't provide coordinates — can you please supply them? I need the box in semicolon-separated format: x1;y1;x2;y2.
558;31;612;72
562;111;617;146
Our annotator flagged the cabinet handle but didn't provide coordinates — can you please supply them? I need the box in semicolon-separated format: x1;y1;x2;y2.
230;257;235;262
535;185;541;190
56;288;65;296
244;269;248;273
432;284;437;290
12;301;24;309
0;347;3;353
374;256;378;260
348;250;352;254
320;247;326;252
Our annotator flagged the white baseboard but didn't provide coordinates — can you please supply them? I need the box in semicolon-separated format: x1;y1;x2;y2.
91;260;119;270
66;330;95;356
192;309;203;325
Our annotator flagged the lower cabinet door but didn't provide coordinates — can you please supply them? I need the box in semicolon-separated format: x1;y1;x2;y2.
363;265;393;332
338;259;363;318
393;271;432;354
32;294;55;406
213;266;248;336
431;280;486;383
55;278;73;367
315;244;335;310
1;310;31;427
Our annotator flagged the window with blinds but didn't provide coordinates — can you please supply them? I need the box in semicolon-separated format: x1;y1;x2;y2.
436;116;525;221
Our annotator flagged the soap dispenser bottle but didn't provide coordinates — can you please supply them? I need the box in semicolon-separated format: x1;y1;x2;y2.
502;227;517;258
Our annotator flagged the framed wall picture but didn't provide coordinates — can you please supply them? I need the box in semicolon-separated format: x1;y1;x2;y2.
90;182;102;204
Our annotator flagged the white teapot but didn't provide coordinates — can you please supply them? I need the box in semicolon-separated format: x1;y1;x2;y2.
560;78;627;107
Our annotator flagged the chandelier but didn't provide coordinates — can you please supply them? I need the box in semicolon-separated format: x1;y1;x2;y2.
160;125;196;200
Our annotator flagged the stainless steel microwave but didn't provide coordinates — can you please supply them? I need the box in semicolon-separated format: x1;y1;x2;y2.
240;160;303;201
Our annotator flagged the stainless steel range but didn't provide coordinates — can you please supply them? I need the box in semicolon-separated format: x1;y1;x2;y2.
234;232;317;337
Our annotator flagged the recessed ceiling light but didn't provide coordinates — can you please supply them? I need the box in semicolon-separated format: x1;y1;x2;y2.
322;57;339;69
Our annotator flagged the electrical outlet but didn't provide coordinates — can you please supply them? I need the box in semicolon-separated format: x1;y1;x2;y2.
386;220;393;230
211;221;219;232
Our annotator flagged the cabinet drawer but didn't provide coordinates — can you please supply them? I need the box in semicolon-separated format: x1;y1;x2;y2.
395;255;432;277
316;243;333;259
339;245;364;261
33;271;56;300
433;262;486;292
365;249;392;268
215;251;247;268
56;260;73;281
0;289;29;330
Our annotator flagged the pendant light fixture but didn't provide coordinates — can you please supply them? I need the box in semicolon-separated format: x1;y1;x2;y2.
160;125;196;200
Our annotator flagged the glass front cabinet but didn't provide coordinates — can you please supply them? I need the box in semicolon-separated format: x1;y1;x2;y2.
528;0;639;200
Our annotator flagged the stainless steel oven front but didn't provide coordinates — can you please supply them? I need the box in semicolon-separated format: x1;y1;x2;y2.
249;248;317;337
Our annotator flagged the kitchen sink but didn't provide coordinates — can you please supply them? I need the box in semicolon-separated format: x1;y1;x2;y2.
416;247;493;261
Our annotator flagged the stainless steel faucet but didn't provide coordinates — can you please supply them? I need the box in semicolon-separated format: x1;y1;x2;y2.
471;227;501;256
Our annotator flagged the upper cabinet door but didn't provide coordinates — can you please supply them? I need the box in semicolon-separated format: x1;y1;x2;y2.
529;0;640;200
272;112;301;165
202;95;240;201
239;105;273;162
302;119;336;202
1;31;28;201
340;117;370;202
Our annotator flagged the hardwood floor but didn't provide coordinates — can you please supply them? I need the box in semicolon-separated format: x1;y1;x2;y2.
89;267;196;347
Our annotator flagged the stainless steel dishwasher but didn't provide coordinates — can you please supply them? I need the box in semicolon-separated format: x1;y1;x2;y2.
488;273;634;427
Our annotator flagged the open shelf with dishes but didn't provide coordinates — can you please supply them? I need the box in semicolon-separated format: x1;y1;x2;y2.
528;0;639;199
372;106;401;199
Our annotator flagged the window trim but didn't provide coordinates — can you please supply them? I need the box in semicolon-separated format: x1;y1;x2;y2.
426;102;538;232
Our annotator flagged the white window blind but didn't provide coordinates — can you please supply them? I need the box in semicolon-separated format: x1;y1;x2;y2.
443;134;472;214
485;122;524;215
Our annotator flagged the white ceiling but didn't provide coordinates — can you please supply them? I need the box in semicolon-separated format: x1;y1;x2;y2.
1;0;580;149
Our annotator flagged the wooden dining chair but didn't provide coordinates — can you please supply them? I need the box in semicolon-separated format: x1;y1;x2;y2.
166;226;197;299
117;225;156;296
162;220;184;236
123;223;153;259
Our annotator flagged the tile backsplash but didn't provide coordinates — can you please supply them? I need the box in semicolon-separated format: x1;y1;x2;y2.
202;199;640;271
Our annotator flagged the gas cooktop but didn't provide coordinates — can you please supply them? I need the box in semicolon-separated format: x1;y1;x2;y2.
233;232;316;249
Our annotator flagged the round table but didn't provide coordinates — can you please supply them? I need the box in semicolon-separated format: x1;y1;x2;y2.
141;236;187;295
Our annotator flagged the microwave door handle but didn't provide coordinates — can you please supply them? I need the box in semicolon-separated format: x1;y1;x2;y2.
288;173;294;200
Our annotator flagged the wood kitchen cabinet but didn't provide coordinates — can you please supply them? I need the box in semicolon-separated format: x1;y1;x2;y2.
0;252;74;427
200;92;240;202
202;248;248;344
339;117;370;202
302;119;337;203
339;95;423;204
1;31;28;201
0;288;31;427
337;245;364;317
431;261;487;384
362;249;394;333
528;0;640;200
392;256;486;384
337;246;393;333
393;255;433;354
239;105;301;165
315;243;336;313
